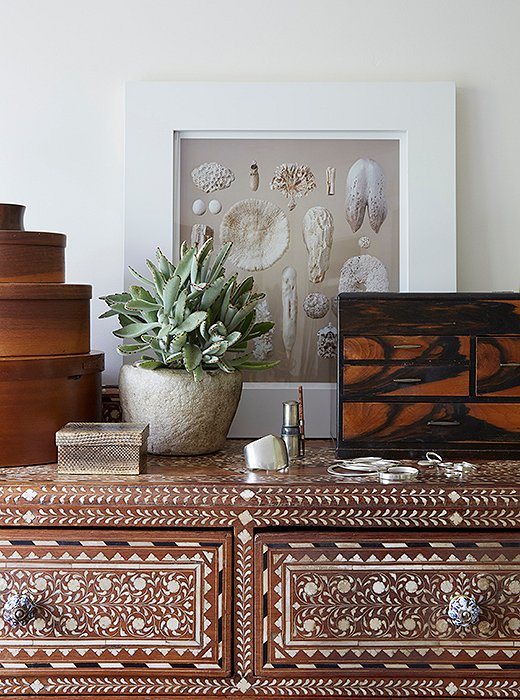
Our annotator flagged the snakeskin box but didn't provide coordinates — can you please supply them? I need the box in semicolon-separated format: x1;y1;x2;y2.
56;422;149;474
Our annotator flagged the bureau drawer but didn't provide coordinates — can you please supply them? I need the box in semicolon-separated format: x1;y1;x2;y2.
476;336;520;396
341;401;520;443
342;335;470;362
256;530;520;675
342;364;469;396
0;529;231;676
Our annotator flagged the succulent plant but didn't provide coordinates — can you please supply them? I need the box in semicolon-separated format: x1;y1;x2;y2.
100;240;278;380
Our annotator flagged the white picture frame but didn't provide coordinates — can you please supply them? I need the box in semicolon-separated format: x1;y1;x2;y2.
125;81;456;438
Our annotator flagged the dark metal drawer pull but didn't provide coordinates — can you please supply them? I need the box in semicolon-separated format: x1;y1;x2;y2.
393;378;422;384
500;362;520;367
393;343;422;349
427;420;461;426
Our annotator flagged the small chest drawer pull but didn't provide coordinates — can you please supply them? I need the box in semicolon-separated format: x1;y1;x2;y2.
392;343;422;349
392;377;422;384
448;595;480;628
500;362;520;367
2;591;36;627
427;419;461;426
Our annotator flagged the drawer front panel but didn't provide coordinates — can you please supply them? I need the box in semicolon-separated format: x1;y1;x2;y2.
342;401;520;443
256;531;520;674
342;364;469;396
476;336;520;396
0;529;231;676
343;335;470;362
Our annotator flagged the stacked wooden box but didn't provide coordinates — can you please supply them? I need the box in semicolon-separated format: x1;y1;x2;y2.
0;204;104;466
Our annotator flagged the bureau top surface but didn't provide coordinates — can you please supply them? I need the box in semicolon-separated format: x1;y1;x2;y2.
1;439;519;490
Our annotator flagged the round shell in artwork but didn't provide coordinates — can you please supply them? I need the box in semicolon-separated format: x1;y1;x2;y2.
338;254;389;293
192;199;206;216
358;235;371;249
208;199;222;215
219;199;289;271
303;293;330;319
191;162;235;194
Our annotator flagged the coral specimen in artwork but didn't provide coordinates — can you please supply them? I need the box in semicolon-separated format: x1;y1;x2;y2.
219;199;289;271
302;206;334;283
252;298;274;360
338;254;389;293
190;224;213;250
317;322;338;359
249;161;259;191
345;158;387;233
270;163;316;210
326;166;336;195
281;266;297;359
303;293;330;319
191;162;235;193
358;235;371;249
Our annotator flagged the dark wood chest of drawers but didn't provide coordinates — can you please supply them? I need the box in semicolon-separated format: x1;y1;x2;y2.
337;292;520;458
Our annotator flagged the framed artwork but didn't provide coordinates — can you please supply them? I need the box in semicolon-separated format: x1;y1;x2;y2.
125;82;456;437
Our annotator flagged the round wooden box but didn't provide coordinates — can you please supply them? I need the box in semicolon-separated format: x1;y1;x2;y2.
0;351;104;466
0;231;66;283
0;283;91;356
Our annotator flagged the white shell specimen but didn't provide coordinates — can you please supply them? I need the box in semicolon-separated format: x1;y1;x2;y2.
191;224;213;250
326;166;336;195
270;163;316;211
219;199;289;271
303;293;330;319
191;162;235;194
208;199;222;215
338;254;389;293
317;322;338;359
358;235;371;249
249;161;259;191
302;206;334;283
252;298;274;360
281;266;297;360
345;158;387;233
192;199;206;216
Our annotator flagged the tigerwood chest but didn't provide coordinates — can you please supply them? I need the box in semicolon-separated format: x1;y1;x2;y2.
0;441;519;698
337;292;520;458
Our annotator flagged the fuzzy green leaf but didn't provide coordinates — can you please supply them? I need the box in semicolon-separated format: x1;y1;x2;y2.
174;246;196;285
113;322;160;339
182;343;202;372
135;360;164;370
162;276;181;316
174;311;207;335
201;277;226;310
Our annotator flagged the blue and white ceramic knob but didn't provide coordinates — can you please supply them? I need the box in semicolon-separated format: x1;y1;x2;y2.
448;594;480;628
2;592;36;627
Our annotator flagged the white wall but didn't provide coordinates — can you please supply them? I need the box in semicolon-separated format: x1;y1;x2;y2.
0;0;518;382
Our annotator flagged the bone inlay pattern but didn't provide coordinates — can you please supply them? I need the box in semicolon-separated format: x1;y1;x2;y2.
258;533;520;672
0;531;230;673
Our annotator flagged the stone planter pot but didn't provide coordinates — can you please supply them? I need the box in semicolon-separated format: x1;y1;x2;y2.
119;364;243;455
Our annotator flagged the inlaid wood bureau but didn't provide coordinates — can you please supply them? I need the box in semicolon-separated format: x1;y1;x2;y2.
0;441;520;698
337;292;520;458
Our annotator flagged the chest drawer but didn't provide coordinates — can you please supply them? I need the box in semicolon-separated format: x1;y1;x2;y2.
341;401;520;444
256;531;520;676
342;364;469;396
0;528;232;676
343;335;470;362
476;336;520;396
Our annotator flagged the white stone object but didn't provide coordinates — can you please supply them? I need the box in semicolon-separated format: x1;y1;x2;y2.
208;199;222;215
281;266;297;359
326;166;336;195
303;293;330;319
252;298;274;360
119;365;242;455
317;322;338;359
249;161;259;191
270;163;316;211
345;158;387;233
192;199;206;216
302;206;334;283
219;198;289;271
190;224;213;250
191;162;235;193
358;235;371;249
338;254;389;293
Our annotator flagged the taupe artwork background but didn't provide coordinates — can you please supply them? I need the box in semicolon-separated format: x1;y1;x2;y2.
179;138;399;382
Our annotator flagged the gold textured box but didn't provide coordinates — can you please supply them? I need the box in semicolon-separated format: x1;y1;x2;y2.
56;422;149;475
